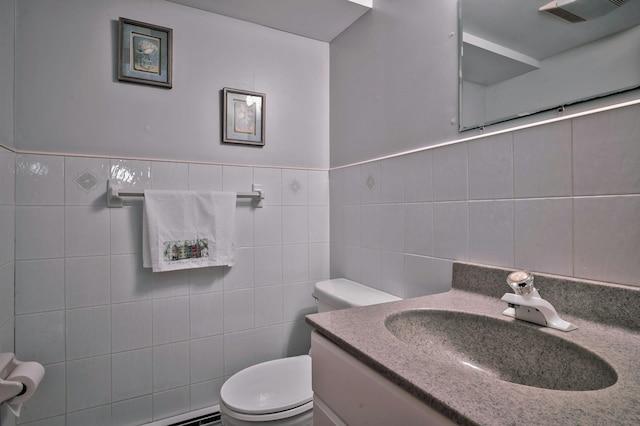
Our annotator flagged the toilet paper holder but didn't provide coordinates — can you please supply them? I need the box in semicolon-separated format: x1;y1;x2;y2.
0;352;44;406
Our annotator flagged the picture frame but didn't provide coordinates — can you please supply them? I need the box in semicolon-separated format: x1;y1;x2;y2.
222;88;266;146
118;17;172;88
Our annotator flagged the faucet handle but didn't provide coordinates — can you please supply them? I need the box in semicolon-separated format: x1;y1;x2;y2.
507;270;535;296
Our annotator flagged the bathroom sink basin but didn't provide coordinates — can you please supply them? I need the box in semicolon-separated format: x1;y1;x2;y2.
384;309;617;391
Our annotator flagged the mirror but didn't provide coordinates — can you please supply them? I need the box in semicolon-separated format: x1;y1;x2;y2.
459;0;640;131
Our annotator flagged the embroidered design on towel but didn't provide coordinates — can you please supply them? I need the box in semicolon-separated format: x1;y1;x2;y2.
163;239;209;262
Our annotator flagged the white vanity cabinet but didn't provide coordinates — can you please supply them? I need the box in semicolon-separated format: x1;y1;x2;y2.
311;331;455;426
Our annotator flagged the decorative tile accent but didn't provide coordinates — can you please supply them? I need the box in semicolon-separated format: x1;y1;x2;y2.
74;169;100;192
289;179;302;194
366;174;376;190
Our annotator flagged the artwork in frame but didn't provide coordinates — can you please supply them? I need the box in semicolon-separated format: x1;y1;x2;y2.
118;17;172;88
222;88;266;146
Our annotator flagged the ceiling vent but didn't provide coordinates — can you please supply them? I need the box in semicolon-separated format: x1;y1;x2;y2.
539;0;630;23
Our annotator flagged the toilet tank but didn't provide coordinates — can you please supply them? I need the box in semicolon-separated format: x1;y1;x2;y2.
314;278;402;313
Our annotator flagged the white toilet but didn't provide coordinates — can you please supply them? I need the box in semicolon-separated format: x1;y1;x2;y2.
220;278;401;425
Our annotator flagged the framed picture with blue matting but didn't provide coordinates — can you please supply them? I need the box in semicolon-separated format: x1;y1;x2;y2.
118;17;172;89
222;87;266;146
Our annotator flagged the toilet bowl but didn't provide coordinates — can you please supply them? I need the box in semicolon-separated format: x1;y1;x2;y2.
220;279;401;425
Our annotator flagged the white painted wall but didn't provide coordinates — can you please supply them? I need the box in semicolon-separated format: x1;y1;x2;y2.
330;0;459;167
0;4;15;424
0;0;14;147
14;0;330;169
329;0;640;295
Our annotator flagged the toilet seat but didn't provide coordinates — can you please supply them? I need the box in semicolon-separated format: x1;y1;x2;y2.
220;355;313;421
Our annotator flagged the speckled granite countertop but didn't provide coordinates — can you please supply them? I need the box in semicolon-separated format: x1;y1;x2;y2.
306;264;640;425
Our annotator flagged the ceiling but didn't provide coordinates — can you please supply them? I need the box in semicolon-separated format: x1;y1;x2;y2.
167;0;372;42
461;0;640;85
165;0;639;84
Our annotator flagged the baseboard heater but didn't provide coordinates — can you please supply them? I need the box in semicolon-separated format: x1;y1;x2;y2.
143;406;220;426
169;411;220;426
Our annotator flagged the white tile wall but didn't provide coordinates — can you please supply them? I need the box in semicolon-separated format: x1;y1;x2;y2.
223;289;255;333
380;204;404;252
380;157;405;203
189;293;223;339
0;148;14;426
254;324;285;364
15;311;65;365
152;342;190;392
404;203;433;256
15;259;65;314
66;355;111;412
188;164;222;191
65;157;110;206
309;243;330;282
112;301;152;352
15;154;64;206
574;196;640;286
0;205;14;266
403;150;432;202
254;206;282;246
10;154;326;425
282;206;309;244
468;200;514;268
65;207;110;257
572;104;640;196
222;165;253;193
16;363;65;423
432;142;468;202
9;103;640;425
433;202;468;261
254;167;282;206
360;204;381;249
282;169;308;206
360;247;381;290
0;149;15;205
66;405;112;426
111;396;152;426
152;297;190;345
190;379;223;412
223;248;254;290
65;306;111;360
254;285;284;327
152;386;190;421
112;348;153;402
189;336;224;383
110;206;143;255
65;256;110;309
254;246;283;286
360;161;381;204
331;103;640;297
223;330;254;376
513;121;572;198
307;170;330;206
110;160;151;192
514;199;573;276
282;244;308;284
404;255;452;298
468;133;513;200
151;161;189;191
15;207;64;260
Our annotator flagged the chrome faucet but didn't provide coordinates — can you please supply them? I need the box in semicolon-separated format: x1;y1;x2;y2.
501;271;577;332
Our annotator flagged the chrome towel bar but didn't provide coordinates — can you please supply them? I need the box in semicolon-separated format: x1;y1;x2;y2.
106;180;264;208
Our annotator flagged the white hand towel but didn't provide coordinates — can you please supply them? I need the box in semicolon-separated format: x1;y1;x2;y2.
143;190;236;272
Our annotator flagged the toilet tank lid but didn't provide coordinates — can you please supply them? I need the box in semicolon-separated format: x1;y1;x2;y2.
314;278;401;309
